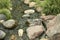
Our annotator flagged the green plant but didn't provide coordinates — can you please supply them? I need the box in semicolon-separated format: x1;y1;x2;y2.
0;0;12;9
0;9;12;19
32;0;60;15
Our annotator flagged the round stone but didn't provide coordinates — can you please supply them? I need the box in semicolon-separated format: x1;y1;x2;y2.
24;9;35;14
0;30;6;39
22;14;30;17
0;14;7;20
2;19;16;28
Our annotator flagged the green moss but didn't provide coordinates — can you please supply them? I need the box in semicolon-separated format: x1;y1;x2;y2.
0;9;12;19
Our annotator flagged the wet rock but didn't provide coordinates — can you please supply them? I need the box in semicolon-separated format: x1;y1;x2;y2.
18;29;24;37
24;0;30;4
29;2;36;7
24;9;35;14
0;14;7;20
2;19;16;28
46;14;60;37
0;30;6;39
26;25;44;39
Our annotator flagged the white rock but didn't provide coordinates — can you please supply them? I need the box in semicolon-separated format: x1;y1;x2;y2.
26;25;44;39
0;30;6;39
2;19;16;28
24;0;30;4
18;29;24;37
22;14;30;17
29;2;36;7
24;9;35;14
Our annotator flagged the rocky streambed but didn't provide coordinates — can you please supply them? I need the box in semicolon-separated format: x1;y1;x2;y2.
0;0;60;40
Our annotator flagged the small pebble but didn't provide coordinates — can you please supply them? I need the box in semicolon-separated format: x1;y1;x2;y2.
2;19;16;28
36;7;43;12
24;9;35;14
24;0;30;4
0;30;6;39
29;2;36;7
10;35;16;40
18;29;24;37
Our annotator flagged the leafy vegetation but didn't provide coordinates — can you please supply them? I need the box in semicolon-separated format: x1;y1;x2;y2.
32;0;60;15
0;0;12;19
0;9;12;19
0;0;12;9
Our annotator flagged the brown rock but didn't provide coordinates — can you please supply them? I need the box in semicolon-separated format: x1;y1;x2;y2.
41;15;55;29
26;25;45;39
46;14;60;37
